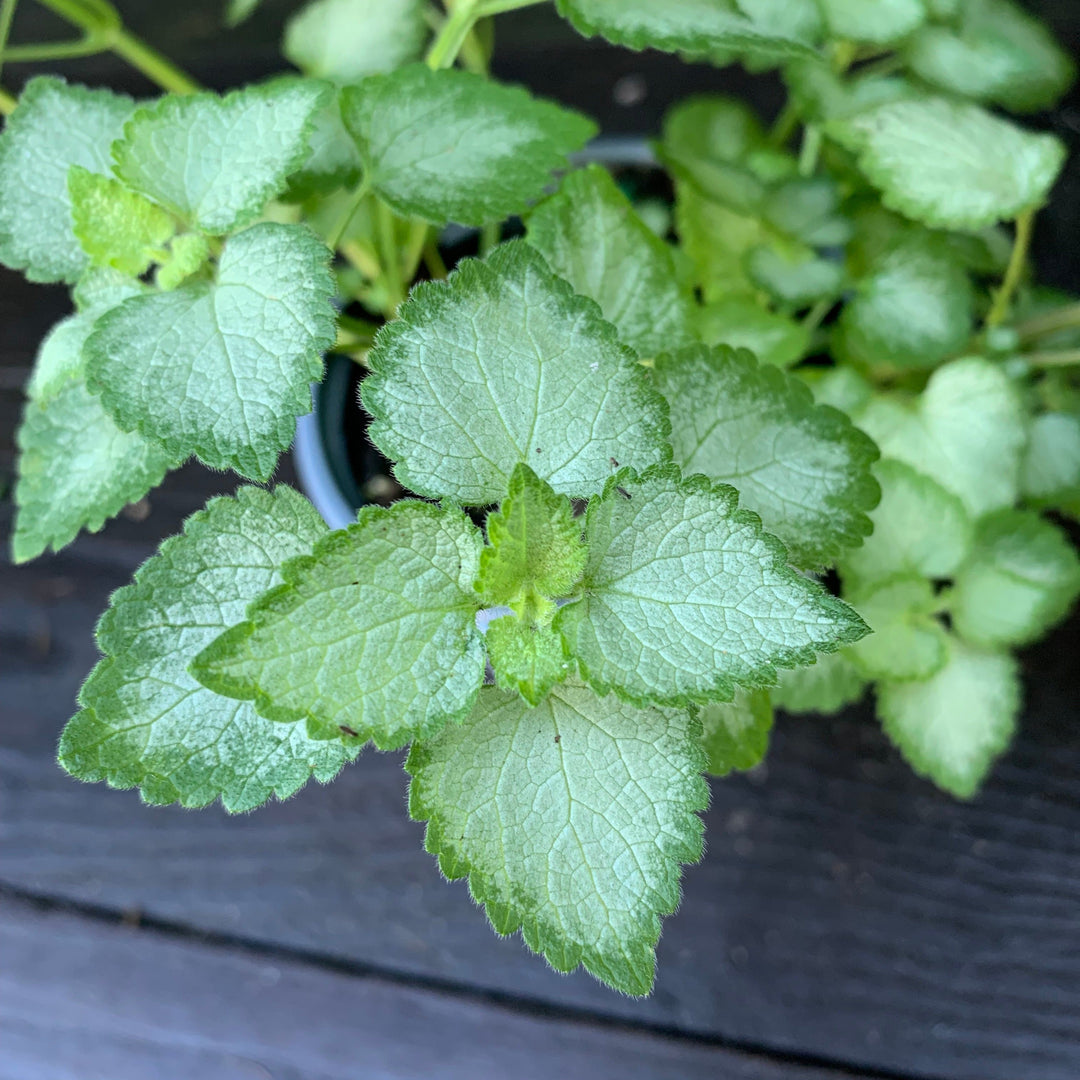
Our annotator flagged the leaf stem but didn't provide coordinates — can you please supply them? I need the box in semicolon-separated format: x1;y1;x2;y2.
1016;300;1080;344
376;200;405;311
0;0;20;83
1023;349;1080;369
401;219;431;284
798;124;822;177
423;234;448;279
474;0;547;14
328;172;374;251
0;84;14;113
426;0;481;69
986;208;1035;329
769;99;800;147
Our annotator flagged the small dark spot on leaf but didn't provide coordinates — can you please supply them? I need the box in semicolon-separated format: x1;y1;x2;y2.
610;458;619;468
616;486;632;500
339;725;359;737
535;447;543;453
554;734;561;743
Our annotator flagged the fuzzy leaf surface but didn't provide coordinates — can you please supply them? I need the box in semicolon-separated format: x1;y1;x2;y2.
86;222;335;480
406;681;707;995
0;77;133;283
856;357;1026;520
527;165;695;357
284;0;427;83
655;345;880;568
829;98;1066;230
341;65;595;226
193;501;486;750
112;80;328;234
700;689;773;776
475;463;586;609
555;467;868;707
952;509;1080;648
485;617;571;707
839;459;973;586
58;487;353;811
363;241;671;505
877;638;1019;798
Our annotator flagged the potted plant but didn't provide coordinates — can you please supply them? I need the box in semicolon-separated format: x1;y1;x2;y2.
4;0;1079;997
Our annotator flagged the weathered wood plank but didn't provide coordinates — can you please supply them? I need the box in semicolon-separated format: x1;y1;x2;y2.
1;505;1079;1080
2;896;851;1080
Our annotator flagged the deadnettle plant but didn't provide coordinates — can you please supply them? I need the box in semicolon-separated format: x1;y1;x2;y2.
3;0;1079;994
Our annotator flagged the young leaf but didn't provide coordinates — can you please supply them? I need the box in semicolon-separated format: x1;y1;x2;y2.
554;467;868;708
554;0;820;62
363;241;671;505
699;689;773;776
905;0;1076;114
527;164;696;358
816;0;926;43
86;222;335;481
856;357;1026;520
0;77;133;283
58;486;354;811
835;237;975;371
475;463;586;609
746;245;845;307
828;98;1067;230
155;232;211;291
341;65;596;226
877;638;1020;798
193;501;486;750
406;681;708;996
846;576;949;682
485;617;571;707
112;80;329;234
284;0;427;84
771;650;867;716
1021;412;1080;505
68;166;176;277
951;510;1080;649
654;345;880;568
695;298;811;368
839;459;974;586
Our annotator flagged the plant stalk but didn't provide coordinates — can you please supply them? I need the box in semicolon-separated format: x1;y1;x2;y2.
474;0;547;15
0;84;14;112
328;173;374;251
986;208;1035;329
1016;300;1080;344
1024;349;1080;369
0;0;20;82
426;0;481;69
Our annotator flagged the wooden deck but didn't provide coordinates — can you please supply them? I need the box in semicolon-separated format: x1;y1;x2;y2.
3;2;1080;1075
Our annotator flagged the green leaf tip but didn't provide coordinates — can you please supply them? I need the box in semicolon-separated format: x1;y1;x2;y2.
363;239;672;505
555;465;869;709
192;499;486;751
407;681;708;996
59;485;355;812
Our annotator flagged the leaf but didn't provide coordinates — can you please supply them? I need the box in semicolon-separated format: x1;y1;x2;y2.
654;345;880;568
835;236;975;370
112;80;329;234
746;245;845;307
951;509;1080;648
816;0;927;43
0;77;133;283
527;165;696;358
485;617;572;706
839;459;974;586
1021;412;1080;505
284;0;427;83
283;92;363;201
761;177;852;248
475;463;586;610
846;576;949;681
86;222;335;481
784;60;920;123
58;487;354;811
699;689;773;775
856;357;1026;520
828;97;1066;230
554;0;820;61
904;0;1076;114
695;298;810;367
68;165;176;277
771;650;867;715
554;466;868;707
193;500;486;750
155;232;211;291
406;681;707;995
225;0;262;26
877;638;1019;798
363;241;671;505
341;65;596;226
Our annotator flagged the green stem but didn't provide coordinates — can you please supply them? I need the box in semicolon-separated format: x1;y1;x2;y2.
0;0;19;82
328;172;374;251
474;0;546;14
986;208;1035;329
423;235;448;280
798;124;822;177
377;200;405;311
801;296;833;334
769;99;800;147
401;220;431;284
479;220;500;257
1024;349;1080;369
426;0;481;69
0;84;14;112
1016;300;1080;344
1;36;108;61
